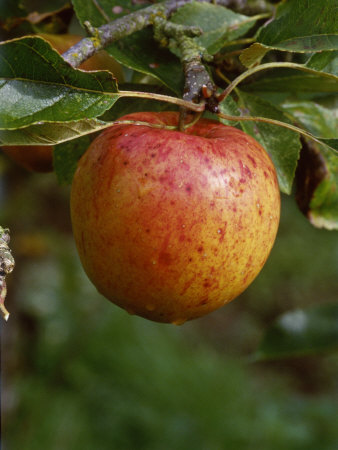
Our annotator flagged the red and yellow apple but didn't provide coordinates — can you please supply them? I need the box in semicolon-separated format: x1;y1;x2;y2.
2;33;123;173
70;111;280;324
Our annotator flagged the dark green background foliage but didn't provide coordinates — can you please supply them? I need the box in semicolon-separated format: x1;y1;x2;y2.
1;156;338;450
1;0;338;447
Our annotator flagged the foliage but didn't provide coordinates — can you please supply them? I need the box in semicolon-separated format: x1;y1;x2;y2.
2;183;338;449
0;0;337;365
1;0;338;443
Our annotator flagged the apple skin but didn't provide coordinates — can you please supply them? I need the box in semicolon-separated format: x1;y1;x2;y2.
1;145;54;172
70;111;280;324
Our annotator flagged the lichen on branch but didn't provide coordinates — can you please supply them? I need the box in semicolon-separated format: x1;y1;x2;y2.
152;15;220;121
0;226;14;321
62;0;235;68
61;0;229;123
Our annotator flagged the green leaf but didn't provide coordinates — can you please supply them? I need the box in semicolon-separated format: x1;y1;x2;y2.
254;303;338;360
0;118;111;145
283;102;338;228
53;135;90;185
296;141;338;230
240;71;338;105
241;71;338;96
282;101;337;139
170;3;258;55
306;51;338;75
0;36;119;129
217;94;240;126
71;0;148;26
241;0;338;67
100;83;177;121
309;163;338;229
321;139;338;153
257;0;338;52
239;43;268;68
0;81;183;146
237;92;301;194
106;29;184;95
71;0;184;95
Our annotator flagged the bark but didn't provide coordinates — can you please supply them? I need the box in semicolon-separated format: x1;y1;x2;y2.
0;227;14;320
62;0;236;68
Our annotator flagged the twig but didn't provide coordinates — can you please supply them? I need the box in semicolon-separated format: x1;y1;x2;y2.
0;227;14;321
62;0;235;68
153;16;215;102
152;15;219;128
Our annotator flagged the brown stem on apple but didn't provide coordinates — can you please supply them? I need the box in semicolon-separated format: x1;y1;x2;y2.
61;0;235;68
178;108;204;131
0;227;15;321
182;111;204;130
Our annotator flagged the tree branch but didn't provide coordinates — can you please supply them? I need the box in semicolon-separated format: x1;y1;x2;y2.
0;227;14;321
152;15;220;128
62;0;236;68
153;16;215;103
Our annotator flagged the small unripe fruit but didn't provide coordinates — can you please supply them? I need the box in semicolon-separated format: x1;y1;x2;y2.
1;145;54;172
71;112;280;324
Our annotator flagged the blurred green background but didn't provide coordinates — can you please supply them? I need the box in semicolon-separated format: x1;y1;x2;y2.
1;157;338;450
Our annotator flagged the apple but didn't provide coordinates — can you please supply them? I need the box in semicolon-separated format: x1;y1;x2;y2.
1;145;54;173
70;111;280;324
1;33;123;173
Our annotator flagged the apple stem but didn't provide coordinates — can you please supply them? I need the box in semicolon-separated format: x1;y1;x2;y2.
0;227;15;322
181;111;204;131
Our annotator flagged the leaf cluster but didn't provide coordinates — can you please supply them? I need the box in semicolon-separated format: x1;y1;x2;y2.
0;0;337;358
